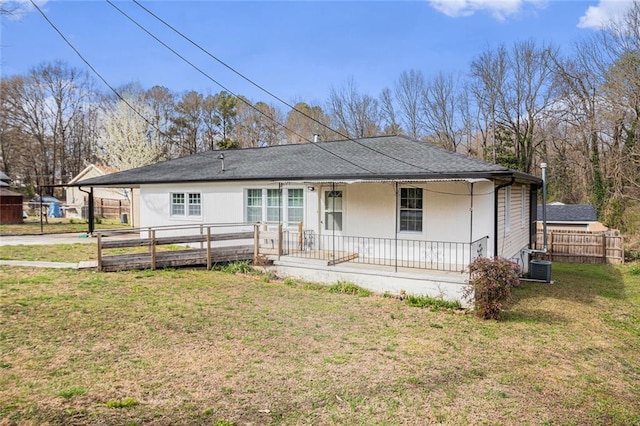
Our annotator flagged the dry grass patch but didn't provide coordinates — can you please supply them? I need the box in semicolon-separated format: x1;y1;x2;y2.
0;263;639;425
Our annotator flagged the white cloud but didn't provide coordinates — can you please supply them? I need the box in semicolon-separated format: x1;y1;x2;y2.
428;0;545;21
577;0;633;29
0;0;49;20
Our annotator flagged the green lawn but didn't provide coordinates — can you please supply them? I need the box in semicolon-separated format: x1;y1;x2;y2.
0;218;130;236
0;262;639;425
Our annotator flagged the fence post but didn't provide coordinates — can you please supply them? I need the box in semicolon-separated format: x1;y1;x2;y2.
278;223;283;259
150;229;156;270
206;227;212;270
200;224;204;249
602;233;607;263
253;224;260;263
97;233;103;271
298;221;303;251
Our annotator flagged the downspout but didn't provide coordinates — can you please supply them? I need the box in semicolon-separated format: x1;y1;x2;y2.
540;163;548;252
494;176;515;258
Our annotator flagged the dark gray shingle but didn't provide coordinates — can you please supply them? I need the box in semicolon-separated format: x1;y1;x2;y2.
537;204;597;222
76;135;535;187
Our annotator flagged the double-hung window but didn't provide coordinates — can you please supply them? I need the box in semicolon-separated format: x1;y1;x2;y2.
266;189;282;222
399;187;423;232
287;189;304;224
246;188;304;225
246;189;263;223
170;192;201;218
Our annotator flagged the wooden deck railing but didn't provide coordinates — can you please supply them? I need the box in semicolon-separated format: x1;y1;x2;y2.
97;223;255;271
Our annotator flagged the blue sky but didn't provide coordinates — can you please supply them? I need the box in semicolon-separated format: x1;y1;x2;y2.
0;1;634;105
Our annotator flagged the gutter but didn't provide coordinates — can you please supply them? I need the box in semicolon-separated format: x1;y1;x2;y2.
494;176;515;257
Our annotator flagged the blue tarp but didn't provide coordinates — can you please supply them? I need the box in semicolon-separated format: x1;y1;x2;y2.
48;202;61;218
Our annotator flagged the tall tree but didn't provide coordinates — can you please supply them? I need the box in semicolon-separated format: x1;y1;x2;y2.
234;99;284;148
394;69;426;139
379;88;402;136
328;78;381;138
422;72;464;152
0;61;97;193
98;91;164;170
211;91;238;148
470;41;557;173
170;91;204;156
284;102;333;143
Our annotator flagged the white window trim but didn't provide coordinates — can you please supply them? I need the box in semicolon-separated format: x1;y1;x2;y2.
169;192;202;220
245;187;304;227
397;186;424;234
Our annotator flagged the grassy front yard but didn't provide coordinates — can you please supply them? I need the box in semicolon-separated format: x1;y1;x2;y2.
0;218;130;236
0;262;639;425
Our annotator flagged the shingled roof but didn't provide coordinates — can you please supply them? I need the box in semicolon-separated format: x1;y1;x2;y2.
537;204;598;223
75;135;540;187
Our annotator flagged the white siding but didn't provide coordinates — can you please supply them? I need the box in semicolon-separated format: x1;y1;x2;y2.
138;180;496;246
496;183;530;263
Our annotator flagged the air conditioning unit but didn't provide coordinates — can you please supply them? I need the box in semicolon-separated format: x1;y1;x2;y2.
529;260;552;282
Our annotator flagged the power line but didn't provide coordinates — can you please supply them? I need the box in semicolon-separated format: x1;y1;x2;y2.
105;0;375;173
27;0;174;146
128;0;433;173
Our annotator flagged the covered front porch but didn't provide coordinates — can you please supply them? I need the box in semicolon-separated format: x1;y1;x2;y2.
256;224;487;304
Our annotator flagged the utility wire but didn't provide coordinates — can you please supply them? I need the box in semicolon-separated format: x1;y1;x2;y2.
105;0;375;173
28;0;175;145
129;0;433;172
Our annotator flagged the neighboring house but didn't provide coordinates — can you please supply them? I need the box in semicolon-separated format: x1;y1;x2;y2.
537;203;607;232
66;164;139;226
75;135;541;302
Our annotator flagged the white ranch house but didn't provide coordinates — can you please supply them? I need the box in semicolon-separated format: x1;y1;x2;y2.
75;135;541;304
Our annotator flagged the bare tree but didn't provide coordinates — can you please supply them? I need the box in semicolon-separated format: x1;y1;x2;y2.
422;72;463;152
379;88;402;136
328;78;381;139
470;41;557;172
233;99;284;147
284;102;333;143
394;69;426;139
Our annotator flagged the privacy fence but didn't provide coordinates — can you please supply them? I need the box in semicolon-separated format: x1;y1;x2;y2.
535;230;624;264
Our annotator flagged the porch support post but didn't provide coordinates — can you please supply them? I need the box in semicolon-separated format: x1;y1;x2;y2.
470;182;474;265
87;187;95;236
332;182;336;264
394;182;398;273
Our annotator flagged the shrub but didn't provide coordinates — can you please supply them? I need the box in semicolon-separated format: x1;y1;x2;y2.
628;263;640;276
465;257;521;320
404;294;461;310
328;281;372;297
218;261;252;274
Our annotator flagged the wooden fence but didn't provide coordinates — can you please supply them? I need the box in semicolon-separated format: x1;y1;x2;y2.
535;230;624;264
91;197;130;220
